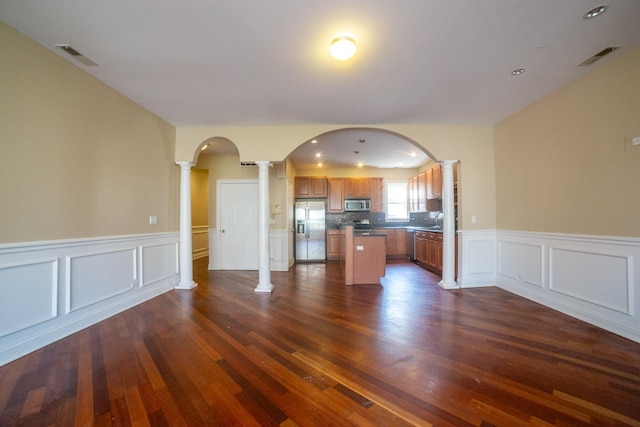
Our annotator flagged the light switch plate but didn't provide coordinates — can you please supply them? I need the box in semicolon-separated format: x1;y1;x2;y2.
632;136;640;146
356;245;364;250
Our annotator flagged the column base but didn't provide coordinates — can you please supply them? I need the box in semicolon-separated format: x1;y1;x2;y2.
255;283;274;293
438;279;460;290
175;281;198;290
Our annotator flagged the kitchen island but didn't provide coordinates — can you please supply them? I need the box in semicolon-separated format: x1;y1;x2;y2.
343;225;386;285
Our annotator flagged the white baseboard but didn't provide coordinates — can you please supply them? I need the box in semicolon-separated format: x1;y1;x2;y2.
0;232;179;366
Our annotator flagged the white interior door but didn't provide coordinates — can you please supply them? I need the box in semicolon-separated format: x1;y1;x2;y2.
218;180;259;270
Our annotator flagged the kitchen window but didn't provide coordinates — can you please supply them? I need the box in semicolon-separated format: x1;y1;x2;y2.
386;181;408;220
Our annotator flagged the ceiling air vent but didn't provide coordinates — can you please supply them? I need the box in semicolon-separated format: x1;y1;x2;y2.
578;46;620;66
240;162;257;167
55;44;98;66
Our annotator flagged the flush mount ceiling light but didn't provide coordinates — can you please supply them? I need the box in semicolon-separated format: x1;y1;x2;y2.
330;36;357;60
584;4;608;19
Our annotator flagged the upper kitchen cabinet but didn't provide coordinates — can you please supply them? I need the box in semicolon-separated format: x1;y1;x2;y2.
295;176;327;198
327;178;344;212
417;172;427;211
369;178;384;213
426;164;442;200
344;178;370;197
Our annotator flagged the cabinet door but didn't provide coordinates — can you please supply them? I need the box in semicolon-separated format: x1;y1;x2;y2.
417;172;427;211
409;176;418;212
369;178;383;212
395;229;406;255
295;177;310;198
426;168;434;200
327;178;344;212
432;164;442;199
427;236;438;268
344;178;359;197
311;177;328;197
326;230;345;259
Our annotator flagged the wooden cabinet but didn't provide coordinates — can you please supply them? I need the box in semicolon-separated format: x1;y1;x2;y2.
327;177;384;213
295;176;327;198
326;229;345;260
415;231;443;274
415;231;427;264
410;163;450;211
409;176;418;212
427;164;441;200
344;178;370;197
327;178;344;212
374;228;406;258
417;172;427;211
369;178;384;213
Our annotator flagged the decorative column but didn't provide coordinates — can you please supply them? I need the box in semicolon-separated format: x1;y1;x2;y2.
439;160;458;289
255;161;274;293
176;161;197;289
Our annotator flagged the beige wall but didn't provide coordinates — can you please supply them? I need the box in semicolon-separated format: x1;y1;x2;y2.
0;22;179;243
495;44;640;237
190;169;209;227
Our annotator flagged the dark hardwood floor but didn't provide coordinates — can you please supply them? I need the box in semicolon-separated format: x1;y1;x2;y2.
1;258;639;426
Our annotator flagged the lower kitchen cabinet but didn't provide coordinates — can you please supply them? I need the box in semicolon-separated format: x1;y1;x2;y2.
373;228;406;258
415;231;443;275
326;229;345;260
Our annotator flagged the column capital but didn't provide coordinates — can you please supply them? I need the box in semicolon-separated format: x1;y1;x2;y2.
176;161;195;168
439;160;458;167
254;160;272;168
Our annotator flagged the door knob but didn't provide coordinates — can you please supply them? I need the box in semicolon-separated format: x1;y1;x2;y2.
221;229;225;233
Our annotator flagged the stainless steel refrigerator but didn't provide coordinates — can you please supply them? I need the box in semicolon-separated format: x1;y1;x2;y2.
295;200;326;261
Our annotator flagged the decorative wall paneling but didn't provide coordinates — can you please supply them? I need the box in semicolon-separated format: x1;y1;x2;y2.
495;230;640;343
0;232;179;366
192;225;209;260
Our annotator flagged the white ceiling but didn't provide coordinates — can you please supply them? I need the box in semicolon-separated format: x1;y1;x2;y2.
2;0;640;169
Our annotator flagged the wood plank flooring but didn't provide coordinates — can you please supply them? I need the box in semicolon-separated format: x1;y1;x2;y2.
1;258;639;426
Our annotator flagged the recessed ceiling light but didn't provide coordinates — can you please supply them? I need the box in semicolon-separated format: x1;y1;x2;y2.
330;36;357;61
584;5;608;19
311;139;318;144
511;68;525;76
315;153;321;158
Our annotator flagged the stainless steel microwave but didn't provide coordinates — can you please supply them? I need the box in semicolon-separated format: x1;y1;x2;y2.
344;198;371;212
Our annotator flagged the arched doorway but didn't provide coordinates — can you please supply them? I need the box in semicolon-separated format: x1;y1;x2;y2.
176;125;459;290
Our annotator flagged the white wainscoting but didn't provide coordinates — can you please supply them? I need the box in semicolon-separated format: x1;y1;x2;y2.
209;228;291;271
496;230;640;343
192;225;209;260
0;232;179;366
456;229;497;288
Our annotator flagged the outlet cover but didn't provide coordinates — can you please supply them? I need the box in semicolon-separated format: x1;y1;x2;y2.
632;136;640;146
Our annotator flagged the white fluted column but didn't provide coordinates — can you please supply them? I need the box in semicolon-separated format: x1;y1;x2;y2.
439;160;458;289
176;161;197;290
255;161;274;293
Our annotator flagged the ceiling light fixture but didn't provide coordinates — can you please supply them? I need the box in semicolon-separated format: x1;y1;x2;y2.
311;139;318;144
584;5;608;19
511;68;525;76
330;36;357;60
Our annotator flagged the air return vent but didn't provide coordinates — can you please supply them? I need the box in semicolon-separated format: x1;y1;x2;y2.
240;162;257;167
55;44;98;66
578;46;620;66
